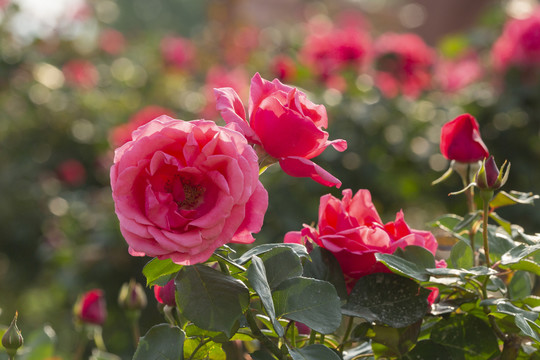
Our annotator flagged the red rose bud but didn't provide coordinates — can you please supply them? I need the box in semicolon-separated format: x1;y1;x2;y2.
2;312;23;358
74;289;107;326
440;114;489;163
153;279;176;307
118;279;147;311
476;156;510;191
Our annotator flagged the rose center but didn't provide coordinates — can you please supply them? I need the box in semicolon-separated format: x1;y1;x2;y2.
164;175;205;210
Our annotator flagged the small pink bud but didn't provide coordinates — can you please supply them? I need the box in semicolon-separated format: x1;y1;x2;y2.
118;279;147;311
476;156;510;191
153;279;176;307
74;289;107;326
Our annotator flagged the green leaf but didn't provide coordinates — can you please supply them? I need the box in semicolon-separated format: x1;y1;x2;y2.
501;244;540;265
404;340;454;360
342;342;374;360
143;258;183;287
17;326;57;360
287;344;341;360
368;321;421;358
394;246;436;269
235;243;309;265
490;190;539;210
514;314;540;342
247;256;284;337
487;227;516;261
183;337;225;360
250;350;278;360
429;214;463;230
496;300;538;322
342;273;430;328
430;314;500;359
175;265;250;337
272;277;342;334
302;247;348;300
489;212;512;235
508;259;540;276
89;350;121;360
454;212;481;232
133;324;185;360
374;254;429;281
259;247;303;289
449;240;473;269
508;271;532;300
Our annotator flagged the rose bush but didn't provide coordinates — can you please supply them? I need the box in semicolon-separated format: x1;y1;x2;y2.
440;113;489;163
110;116;268;265
214;73;347;187
285;189;439;289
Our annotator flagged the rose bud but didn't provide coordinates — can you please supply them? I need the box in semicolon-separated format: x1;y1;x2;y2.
153;279;176;307
118;279;147;311
74;289;107;326
2;312;23;358
440;114;489;163
476;156;510;192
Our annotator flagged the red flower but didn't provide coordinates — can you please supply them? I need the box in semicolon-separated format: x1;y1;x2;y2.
374;33;434;98
74;289;107;325
99;29;126;55
161;36;196;70
62;60;99;90
440;114;489;163
57;159;86;186
153;279;176;307
285;189;438;291
270;55;297;83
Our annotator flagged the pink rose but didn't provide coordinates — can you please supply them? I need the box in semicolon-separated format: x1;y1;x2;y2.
99;28;126;55
153;279;176;307
56;159;86;186
374;33;434;99
285;189;438;290
62;59;99;90
214;73;347;188
440;113;489;163
200;66;249;120
74;289;107;325
435;52;483;93
110;116;268;265
161;36;196;70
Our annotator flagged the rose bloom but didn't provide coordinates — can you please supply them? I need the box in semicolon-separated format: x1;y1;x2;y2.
74;289;107;325
435;52;483;93
99;28;126;55
214;73;347;188
110;116;268;265
154;279;176;307
440;113;489;163
374;33;434;99
270;54;297;83
161;36;196;70
57;159;86;186
285;189;439;290
62;59;99;89
492;8;540;73
109;105;176;148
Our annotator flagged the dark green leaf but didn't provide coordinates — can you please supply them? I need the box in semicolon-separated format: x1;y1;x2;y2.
514;314;540;342
342;342;374;360
489;212;512;235
368;321;421;358
183;337;225;360
287;344;341;360
235;244;308;265
89;350;121;360
175;265;249;337
454;212;481;232
374;253;429;281
501;244;540;265
508;271;532;300
487;227;516;261
496;300;538;322
302;247;348;300
430;314;500;359
250;350;278;360
342;273;430;328
394;246;436;269
427;266;497;277
247;256;284;337
133;324;185;360
404;340;454;360
449;240;473;269
508;259;540;276
259;247;303;289
273;277;342;334
490;190;539;210
143;258;182;287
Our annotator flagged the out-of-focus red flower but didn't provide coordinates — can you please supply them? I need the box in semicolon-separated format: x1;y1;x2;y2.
270;55;297;83
74;289;107;325
374;33;434;99
161;36;196;70
492;8;540;73
440;113;489;163
224;26;260;66
99;28;126;55
0;0;10;10
435;52;483;93
57;159;86;186
109;105;176;148
285;189;439;291
153;279;176;307
62;59;99;89
299;13;371;80
200;66;249;120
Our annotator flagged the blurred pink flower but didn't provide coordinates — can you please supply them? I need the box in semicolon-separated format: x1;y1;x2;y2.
62;59;99;89
435;52;483;93
215;73;347;188
300;14;371;80
492;8;540;73
110;117;268;265
224;26;260;66
161;36;196;70
285;189;439;291
109;105;176;148
74;289;107;325
0;0;10;10
374;33;434;98
57;159;86;186
270;55;297;83
200;66;249;120
99;28;126;55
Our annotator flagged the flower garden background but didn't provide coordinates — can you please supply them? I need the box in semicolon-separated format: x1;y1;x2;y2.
1;0;540;359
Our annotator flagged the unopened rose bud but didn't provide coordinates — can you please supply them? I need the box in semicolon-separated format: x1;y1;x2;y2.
153;279;176;307
2;312;23;358
118;279;147;311
476;156;510;192
74;289;107;326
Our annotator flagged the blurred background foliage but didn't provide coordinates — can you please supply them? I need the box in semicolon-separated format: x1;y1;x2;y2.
0;0;540;358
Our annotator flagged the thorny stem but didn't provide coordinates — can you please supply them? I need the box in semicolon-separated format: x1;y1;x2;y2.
462;166;477;266
245;309;286;360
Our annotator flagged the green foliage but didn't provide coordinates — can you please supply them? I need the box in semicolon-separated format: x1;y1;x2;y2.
133;324;185;360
